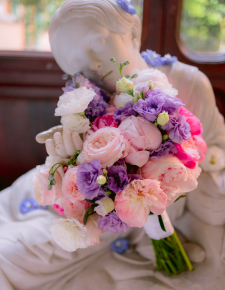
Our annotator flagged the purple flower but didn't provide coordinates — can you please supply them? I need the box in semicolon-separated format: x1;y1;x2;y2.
116;0;136;15
114;102;138;124
114;159;127;170
111;238;129;254
77;160;102;199
169;120;191;144
160;54;178;65
141;50;177;67
150;140;177;158
93;188;109;202
20;198;48;214
97;211;130;233
85;94;108;122
107;166;128;194
63;74;100;94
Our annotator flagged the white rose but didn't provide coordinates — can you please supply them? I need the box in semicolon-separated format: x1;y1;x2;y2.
114;92;133;108
50;218;92;252
117;77;134;94
55;87;95;117
200;146;225;172
61;114;90;134
95;197;115;216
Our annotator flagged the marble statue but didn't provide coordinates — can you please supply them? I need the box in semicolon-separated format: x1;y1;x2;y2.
1;1;225;289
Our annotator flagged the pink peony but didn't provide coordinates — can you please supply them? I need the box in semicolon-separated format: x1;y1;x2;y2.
139;155;201;206
62;197;90;222
77;127;130;168
133;68;171;87
33;166;62;206
179;107;203;136
53;204;65;216
118;116;162;167
86;213;101;245
193;134;207;163
62;166;84;203
115;179;167;228
92;114;117;132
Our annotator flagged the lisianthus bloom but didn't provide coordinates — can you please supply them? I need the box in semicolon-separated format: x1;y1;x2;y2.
33;166;62;206
92;114;117;132
61;114;90;134
118;116;162;167
107;165;129;193
62;166;84;203
179;106;203;136
115;179;167;228
76;159;102;199
200;145;225;172
55;87;95;117
139;155;201;206
114;102;138;124
150;140;177;159
114;92;133;109
50;218;92;252
85;94;109;122
62;197;90;222
77;127;130;168
193;134;207;163
97;211;130;233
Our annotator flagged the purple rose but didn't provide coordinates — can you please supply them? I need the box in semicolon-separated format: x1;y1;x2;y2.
150;140;177;158
114;102;137;124
97;211;130;233
77;159;102;199
107;166;128;194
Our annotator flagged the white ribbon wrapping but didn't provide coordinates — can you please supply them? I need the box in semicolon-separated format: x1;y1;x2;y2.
144;211;174;240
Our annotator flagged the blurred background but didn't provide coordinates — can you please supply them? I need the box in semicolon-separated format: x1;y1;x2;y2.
0;0;225;190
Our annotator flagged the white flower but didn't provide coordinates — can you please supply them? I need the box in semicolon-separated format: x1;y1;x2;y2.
200;146;225;172
61;114;90;134
95;197;115;216
157;111;169;125
117;77;134;94
55;87;95;117
114;92;133;108
50;218;92;252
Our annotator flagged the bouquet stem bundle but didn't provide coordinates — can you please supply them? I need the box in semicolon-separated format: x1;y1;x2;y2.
151;231;193;276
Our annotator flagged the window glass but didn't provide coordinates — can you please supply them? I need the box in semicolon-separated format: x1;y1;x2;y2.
0;0;144;52
180;0;225;53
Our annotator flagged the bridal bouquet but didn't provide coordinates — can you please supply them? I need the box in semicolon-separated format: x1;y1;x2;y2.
34;58;207;276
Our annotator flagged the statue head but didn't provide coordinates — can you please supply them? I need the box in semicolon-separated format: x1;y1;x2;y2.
49;0;147;91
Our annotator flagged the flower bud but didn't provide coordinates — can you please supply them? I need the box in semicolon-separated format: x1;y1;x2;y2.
162;134;169;141
95;197;115;216
117;77;134;94
148;80;154;89
157;111;169;126
97;175;107;185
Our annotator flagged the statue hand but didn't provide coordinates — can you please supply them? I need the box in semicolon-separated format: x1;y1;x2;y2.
36;127;83;158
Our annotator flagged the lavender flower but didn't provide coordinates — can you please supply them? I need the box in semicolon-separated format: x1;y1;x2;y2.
111;238;129;254
114;102;138;124
116;0;136;15
85;94;108;122
150;140;177;158
77;159;102;199
141;50;177;67
97;211;130;233
63;74;100;94
107;166;128;194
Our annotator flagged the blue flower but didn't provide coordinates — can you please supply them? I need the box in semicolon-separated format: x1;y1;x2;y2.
20;198;48;214
111;238;129;254
141;50;177;67
116;0;136;15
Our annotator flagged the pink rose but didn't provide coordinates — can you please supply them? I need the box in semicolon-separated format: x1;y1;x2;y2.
33;166;62;206
179;107;203;136
62;166;84;203
92;114;117;132
62;197;90;222
119;116;162;167
86;213;101;245
115;179;167;228
139;155;201;206
77;127;130;168
53;204;64;216
192;134;207;163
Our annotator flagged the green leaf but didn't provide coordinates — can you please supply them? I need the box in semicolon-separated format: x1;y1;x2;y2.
158;215;166;232
85;199;96;204
83;205;97;225
149;212;154;215
175;195;187;203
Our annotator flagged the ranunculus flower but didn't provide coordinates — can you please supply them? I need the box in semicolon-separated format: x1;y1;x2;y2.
92;114;117;132
61;114;90;134
200;145;225;172
117;77;134;94
139;155;201;205
50;218;92;252
95;197;115;216
62;166;84;203
179;107;203;136
62;197;90;222
77;127;130;168
115;179;167;228
33;166;62;206
55;87;95;117
118;116;162;167
114;92;133;109
193;134;207;163
97;211;130;233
